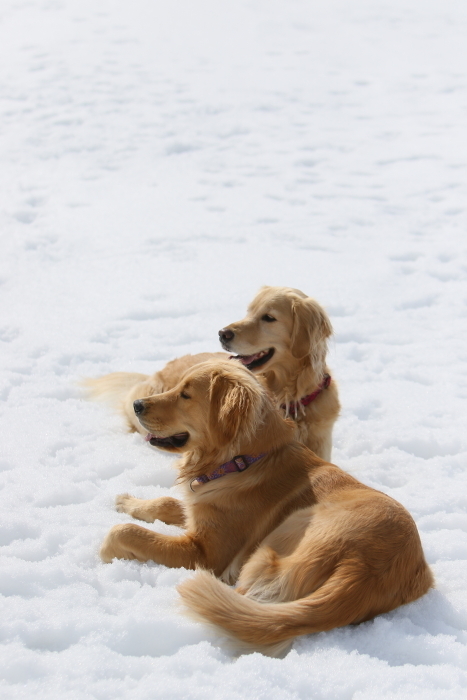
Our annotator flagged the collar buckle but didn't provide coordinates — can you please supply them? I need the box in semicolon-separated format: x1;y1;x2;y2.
233;455;248;471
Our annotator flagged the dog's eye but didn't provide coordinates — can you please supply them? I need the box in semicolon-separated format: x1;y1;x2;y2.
261;314;276;322
180;391;191;400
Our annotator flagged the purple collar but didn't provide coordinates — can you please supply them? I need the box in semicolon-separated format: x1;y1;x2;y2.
281;374;331;417
190;453;267;492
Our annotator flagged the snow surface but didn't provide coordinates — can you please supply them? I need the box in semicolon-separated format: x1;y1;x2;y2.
1;0;467;697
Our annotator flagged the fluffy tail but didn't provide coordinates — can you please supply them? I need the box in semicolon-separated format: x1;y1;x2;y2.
178;564;399;656
81;372;154;432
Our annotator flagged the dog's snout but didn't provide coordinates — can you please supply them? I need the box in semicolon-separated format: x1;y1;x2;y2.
219;328;234;342
133;399;146;415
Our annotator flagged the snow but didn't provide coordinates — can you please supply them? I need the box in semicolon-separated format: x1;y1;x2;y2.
1;0;467;697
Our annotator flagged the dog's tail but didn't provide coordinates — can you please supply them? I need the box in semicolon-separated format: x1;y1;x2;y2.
81;372;158;433
81;372;150;404
178;562;426;656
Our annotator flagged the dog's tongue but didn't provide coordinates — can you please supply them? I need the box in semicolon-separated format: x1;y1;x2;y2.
231;352;262;366
145;433;153;442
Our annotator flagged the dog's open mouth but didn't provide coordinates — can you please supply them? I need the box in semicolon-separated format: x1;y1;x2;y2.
230;348;275;370
144;432;189;449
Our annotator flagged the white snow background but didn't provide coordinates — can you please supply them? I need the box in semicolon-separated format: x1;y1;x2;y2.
1;0;467;698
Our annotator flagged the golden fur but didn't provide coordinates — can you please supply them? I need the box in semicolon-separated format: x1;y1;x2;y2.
100;360;433;657
219;285;340;460
83;286;340;461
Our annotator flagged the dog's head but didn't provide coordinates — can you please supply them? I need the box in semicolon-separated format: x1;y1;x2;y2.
218;286;332;373
133;360;269;453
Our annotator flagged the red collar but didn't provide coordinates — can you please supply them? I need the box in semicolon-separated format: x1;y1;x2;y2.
281;374;331;417
190;453;267;492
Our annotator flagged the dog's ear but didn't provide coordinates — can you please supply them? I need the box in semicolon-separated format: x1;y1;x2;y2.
209;371;261;447
290;296;333;359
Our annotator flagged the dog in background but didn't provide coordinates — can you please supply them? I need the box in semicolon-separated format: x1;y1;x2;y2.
218;285;339;460
83;286;340;461
100;360;433;657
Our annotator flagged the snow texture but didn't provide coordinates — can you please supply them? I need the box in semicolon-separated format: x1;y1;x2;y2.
1;0;467;698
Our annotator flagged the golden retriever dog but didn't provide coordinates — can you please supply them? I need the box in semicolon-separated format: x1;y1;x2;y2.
100;360;433;657
218;285;340;460
84;286;340;461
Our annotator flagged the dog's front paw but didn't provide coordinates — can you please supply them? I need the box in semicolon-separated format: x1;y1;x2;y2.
100;523;138;563
100;523;158;564
115;494;156;522
115;493;136;515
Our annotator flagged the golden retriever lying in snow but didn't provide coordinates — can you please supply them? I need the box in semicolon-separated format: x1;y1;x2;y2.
84;286;340;461
100;359;433;656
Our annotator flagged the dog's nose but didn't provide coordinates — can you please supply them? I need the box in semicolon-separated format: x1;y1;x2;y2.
133;399;146;415
219;328;234;342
